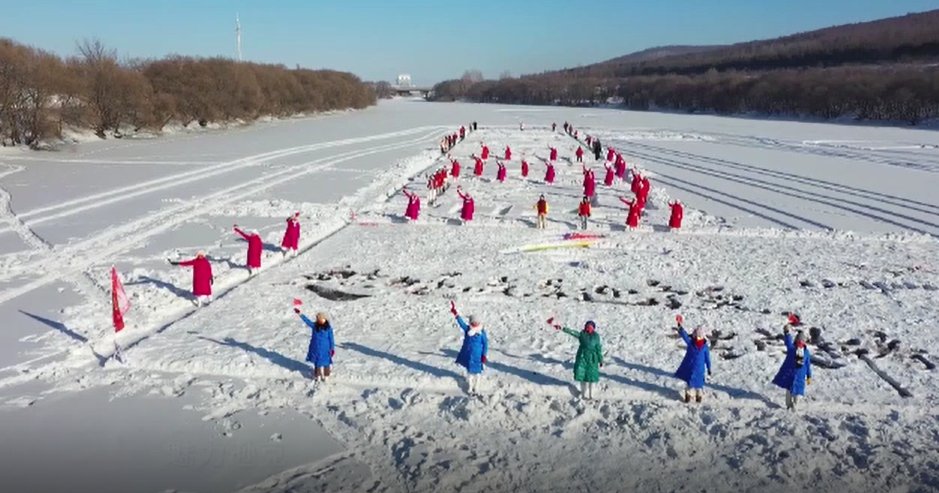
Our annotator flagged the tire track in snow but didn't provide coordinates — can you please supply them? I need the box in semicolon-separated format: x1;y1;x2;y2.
1;126;444;233
627;147;937;236
0;129;444;303
0;164;52;251
631;142;939;215
0;131;455;386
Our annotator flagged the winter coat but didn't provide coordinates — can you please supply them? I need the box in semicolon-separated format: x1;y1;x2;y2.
281;217;300;250
669;202;684;229
536;199;548;215
474;158;484;176
674;327;711;389
621;198;641;228
575;147;584;158
562;327;603;383
631;174;642;195
178;257;213;296
604;166;615;187
505;147;512;160
607;148;615;162
403;191;421;220
235;228;263;268
521;160;529;177
455;316;488;374
545;164;556;184
496;164;507;182
481;146;490;160
549;148;558;161
451;160;461;178
615;156;626;178
301;315;335;367
772;333;813;396
578;202;591;217
459;193;475;221
583;172;596;197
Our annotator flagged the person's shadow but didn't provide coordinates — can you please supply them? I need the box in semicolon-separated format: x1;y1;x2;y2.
343;342;463;382
198;336;309;376
127;276;191;301
434;348;573;389
612;356;778;408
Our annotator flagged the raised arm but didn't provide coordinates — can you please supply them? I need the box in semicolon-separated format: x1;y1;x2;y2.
455;315;469;333
783;324;794;351
176;258;195;267
233;226;248;240
677;325;691;345
705;345;712;374
299;314;317;330
560;327;580;339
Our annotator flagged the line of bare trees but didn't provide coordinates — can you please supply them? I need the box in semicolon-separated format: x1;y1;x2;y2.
434;66;939;124
0;38;376;147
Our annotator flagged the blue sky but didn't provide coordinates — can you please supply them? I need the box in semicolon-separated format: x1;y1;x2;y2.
1;0;937;85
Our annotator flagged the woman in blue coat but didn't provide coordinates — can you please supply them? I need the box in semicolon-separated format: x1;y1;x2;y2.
673;316;711;403
450;301;488;394
295;308;335;383
772;324;812;411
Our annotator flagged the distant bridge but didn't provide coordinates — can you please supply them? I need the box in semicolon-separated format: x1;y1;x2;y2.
390;85;432;97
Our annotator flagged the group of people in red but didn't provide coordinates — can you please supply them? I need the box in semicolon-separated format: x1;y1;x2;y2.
167;212;301;306
408;121;686;231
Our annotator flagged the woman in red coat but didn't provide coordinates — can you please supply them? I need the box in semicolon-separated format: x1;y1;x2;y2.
457;187;475;224
603;164;615;187
496;161;507;182
615;154;627;179
169;251;214;306
620;197;641;229
233;226;263;275
402;188;421;221
575;146;584;163
473;155;484;177
544;161;556;184
504;146;512;161
281;213;300;257
450;158;461;180
549;146;558;161
521;158;529;178
481;144;490;160
669;200;684;229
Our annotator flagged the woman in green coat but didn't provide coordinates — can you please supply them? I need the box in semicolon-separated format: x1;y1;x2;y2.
553;320;604;400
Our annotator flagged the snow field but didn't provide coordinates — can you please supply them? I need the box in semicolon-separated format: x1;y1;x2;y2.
1;102;938;492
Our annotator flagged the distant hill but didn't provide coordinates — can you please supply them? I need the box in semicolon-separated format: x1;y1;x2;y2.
556;9;939;78
601;45;726;65
433;9;939;125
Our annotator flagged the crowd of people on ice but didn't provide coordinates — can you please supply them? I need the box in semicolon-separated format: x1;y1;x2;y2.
162;121;812;410
406;121;685;230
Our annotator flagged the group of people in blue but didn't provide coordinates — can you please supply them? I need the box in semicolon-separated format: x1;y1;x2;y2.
295;303;813;410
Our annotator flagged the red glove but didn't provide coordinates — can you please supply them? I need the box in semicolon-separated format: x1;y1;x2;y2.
481;355;487;364
676;314;684;326
294;308;301;314
330;349;335;357
450;301;458;316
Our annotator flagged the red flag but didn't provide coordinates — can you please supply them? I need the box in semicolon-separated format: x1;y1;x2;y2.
111;267;130;332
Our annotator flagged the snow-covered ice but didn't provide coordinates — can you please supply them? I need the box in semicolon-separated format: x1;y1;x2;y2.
0;100;938;492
